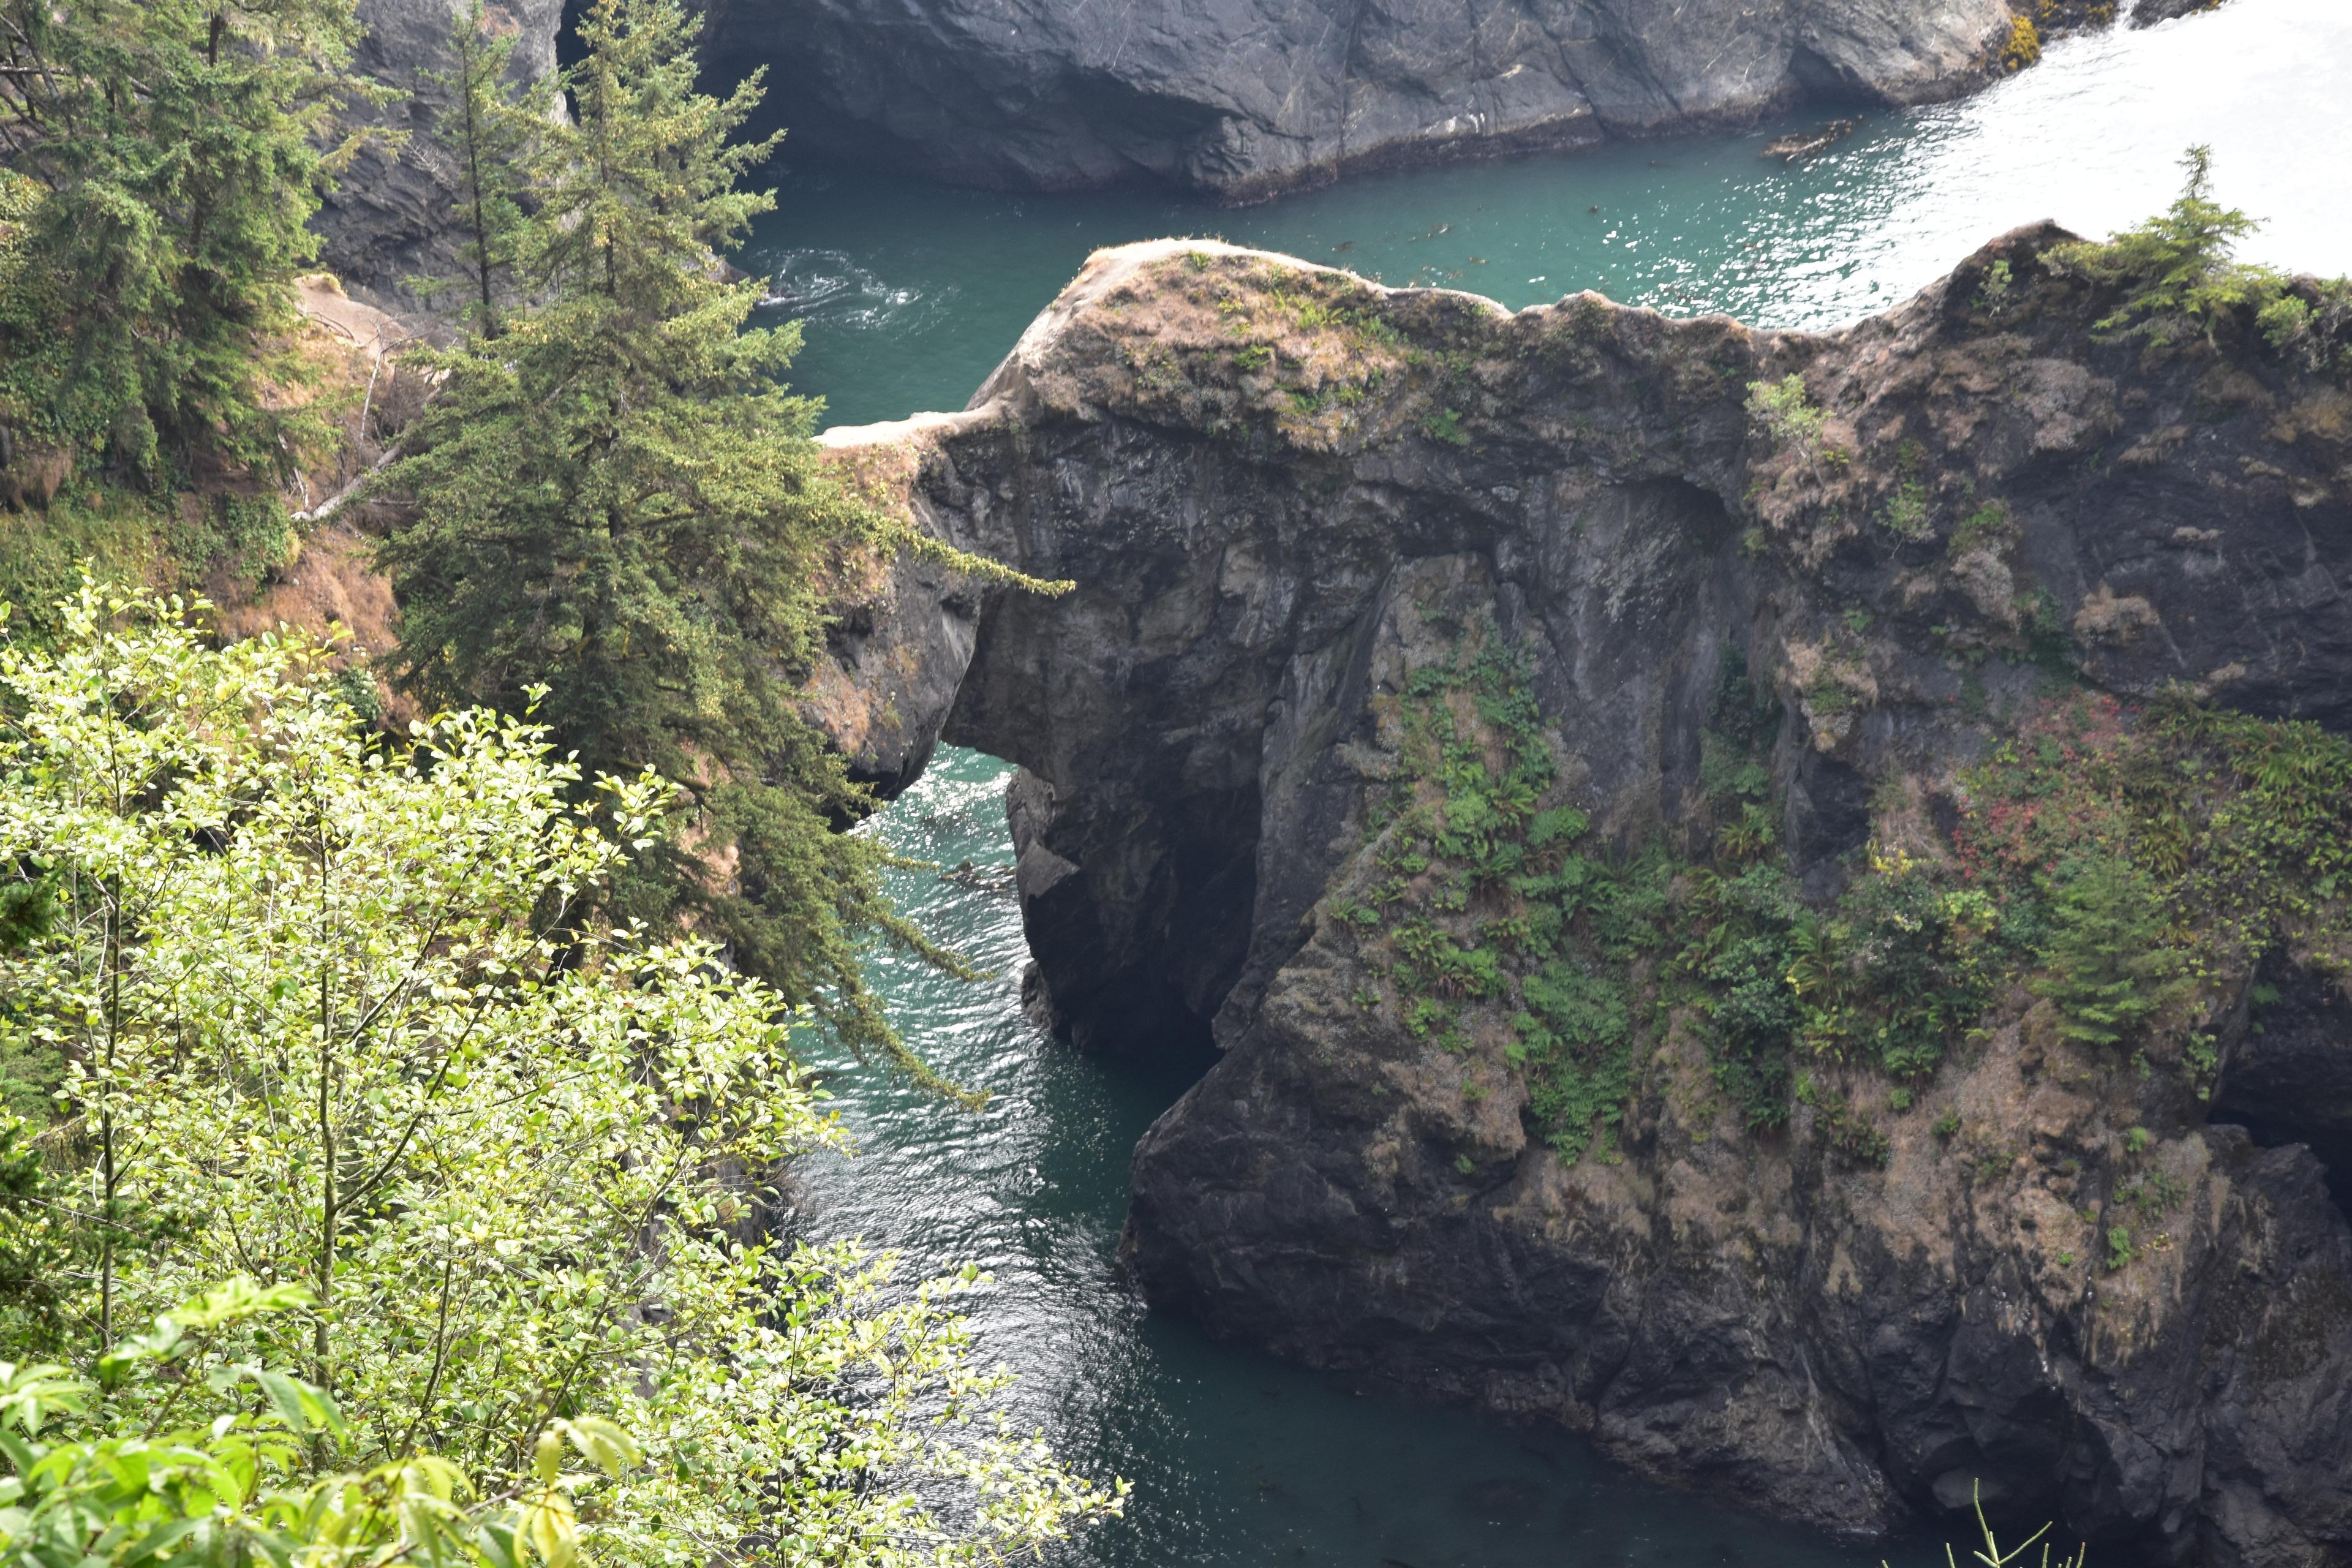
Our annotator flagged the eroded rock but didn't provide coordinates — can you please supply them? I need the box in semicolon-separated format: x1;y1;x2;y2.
815;229;2352;1564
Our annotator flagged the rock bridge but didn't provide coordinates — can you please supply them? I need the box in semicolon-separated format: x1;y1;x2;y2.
809;233;2352;1566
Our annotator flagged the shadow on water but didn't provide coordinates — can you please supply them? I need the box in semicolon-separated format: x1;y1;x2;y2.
792;750;1953;1568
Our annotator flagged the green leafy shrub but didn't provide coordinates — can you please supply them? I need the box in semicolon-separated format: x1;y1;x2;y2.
1976;258;2015;310
0;584;1121;1564
1948;500;2019;559
1746;374;1826;462
0;1282;638;1568
2105;1226;2136;1272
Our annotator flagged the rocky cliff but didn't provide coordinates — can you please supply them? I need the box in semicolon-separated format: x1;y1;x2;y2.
814;231;2352;1564
706;0;2192;200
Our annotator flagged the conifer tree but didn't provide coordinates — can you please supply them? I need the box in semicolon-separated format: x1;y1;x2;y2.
0;0;369;477
423;0;529;336
375;0;1051;1087
2031;853;2187;1047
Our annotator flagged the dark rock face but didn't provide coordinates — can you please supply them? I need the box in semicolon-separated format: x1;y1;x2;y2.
2214;953;2352;1210
814;231;2352;1564
312;0;563;314
704;0;2014;199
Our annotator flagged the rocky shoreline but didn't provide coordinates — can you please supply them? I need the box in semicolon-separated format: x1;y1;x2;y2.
812;227;2352;1565
699;0;2213;202
317;0;2229;300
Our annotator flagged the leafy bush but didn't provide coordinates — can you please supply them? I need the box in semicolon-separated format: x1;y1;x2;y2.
0;586;1120;1565
0;1281;638;1568
2001;13;2041;70
1745;374;1826;461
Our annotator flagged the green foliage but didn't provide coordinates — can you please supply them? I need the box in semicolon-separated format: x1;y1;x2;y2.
2105;1225;2135;1272
372;0;1063;1090
1953;688;2352;1089
0;587;1120;1563
0;0;361;477
2029;854;2187;1047
0;492;169;646
423;1;532;335
187;494;295;592
1948;500;2019;559
1976;258;2015;311
1349;613;2352;1167
2117;1167;2183;1223
1513;960;1635;1155
1422;407;1470;447
1350;628;1659;1160
1900;1487;2086;1568
1793;860;2002;1080
0;1284;647;1568
1745;374;1826;461
2255;277;2352;375
2051;143;2323;360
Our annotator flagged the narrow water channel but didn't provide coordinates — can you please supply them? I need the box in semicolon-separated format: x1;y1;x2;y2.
768;4;2352;1561
796;750;1926;1568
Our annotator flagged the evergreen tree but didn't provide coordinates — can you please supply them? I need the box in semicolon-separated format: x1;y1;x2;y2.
2030;853;2187;1047
0;0;370;478
421;0;529;336
375;0;1052;1088
2051;144;2279;349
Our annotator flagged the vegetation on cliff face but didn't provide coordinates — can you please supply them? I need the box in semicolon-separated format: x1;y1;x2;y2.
2049;146;2352;370
1337;602;2352;1175
0;589;1121;1566
1334;618;1656;1162
0;0;363;481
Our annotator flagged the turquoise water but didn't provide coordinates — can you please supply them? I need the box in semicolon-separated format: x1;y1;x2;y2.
744;0;2352;431
769;4;2352;1560
799;750;1931;1568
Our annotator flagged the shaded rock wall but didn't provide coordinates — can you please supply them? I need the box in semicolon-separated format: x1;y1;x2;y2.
706;0;2016;198
815;231;2352;1564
